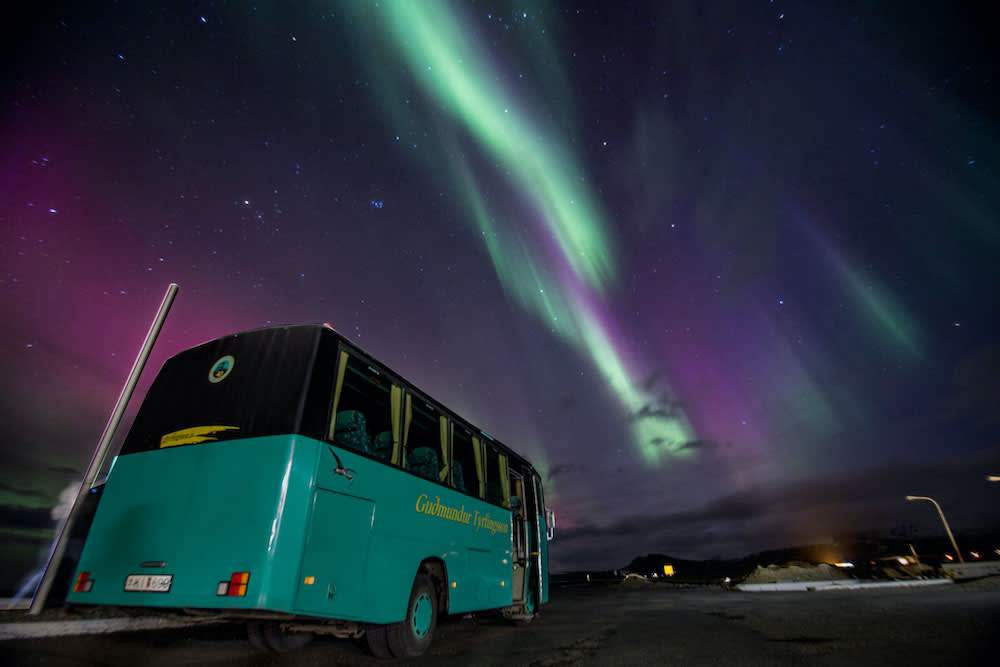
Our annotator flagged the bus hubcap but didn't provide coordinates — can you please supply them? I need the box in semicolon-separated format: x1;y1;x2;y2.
412;593;432;637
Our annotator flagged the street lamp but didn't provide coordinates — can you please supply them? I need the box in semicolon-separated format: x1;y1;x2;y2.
905;495;964;563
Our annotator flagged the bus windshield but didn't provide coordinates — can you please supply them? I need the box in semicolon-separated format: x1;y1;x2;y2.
120;325;334;455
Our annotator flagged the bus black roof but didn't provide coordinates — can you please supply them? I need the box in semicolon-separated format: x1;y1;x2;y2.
188;323;538;475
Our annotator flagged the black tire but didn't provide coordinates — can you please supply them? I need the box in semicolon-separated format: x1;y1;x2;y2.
365;623;393;658
386;573;437;658
247;621;268;651
247;620;314;653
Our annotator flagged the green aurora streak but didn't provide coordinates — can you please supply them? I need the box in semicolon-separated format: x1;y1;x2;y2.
353;0;696;464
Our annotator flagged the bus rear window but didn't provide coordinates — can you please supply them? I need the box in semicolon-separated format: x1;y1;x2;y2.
120;326;332;455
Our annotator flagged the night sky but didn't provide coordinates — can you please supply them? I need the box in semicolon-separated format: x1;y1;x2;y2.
2;1;998;584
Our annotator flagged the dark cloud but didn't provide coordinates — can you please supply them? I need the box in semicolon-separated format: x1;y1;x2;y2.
0;528;53;547
628;399;685;422
641;370;662;392
0;505;54;531
550;446;1000;569
0;481;48;498
547;463;588;481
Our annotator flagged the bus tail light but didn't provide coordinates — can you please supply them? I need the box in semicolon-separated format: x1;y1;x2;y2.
216;572;250;596
73;571;94;593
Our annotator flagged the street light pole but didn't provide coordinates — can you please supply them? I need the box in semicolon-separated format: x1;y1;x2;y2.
905;495;964;563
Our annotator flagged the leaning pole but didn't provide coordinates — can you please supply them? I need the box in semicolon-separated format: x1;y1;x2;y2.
29;283;179;614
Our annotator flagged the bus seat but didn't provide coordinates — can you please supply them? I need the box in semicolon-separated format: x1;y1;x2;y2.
407;447;439;480
452;460;466;492
373;431;392;461
334;410;370;454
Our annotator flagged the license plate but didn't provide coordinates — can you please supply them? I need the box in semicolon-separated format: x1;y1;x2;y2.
124;574;173;593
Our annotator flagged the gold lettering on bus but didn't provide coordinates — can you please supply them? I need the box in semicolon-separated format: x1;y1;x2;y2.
414;494;508;535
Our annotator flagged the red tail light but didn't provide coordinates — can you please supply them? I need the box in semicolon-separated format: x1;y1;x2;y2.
73;571;93;593
216;571;250;596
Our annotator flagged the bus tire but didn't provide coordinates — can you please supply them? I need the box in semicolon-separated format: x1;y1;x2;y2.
365;623;393;658
247;620;314;653
247;621;268;650
386;573;437;658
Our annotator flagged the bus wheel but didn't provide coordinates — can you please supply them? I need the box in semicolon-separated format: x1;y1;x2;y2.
247;621;268;650
247;621;313;653
386;574;437;658
365;623;393;658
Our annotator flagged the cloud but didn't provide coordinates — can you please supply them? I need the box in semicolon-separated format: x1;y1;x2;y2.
51;483;79;521
0;482;47;499
0;505;53;531
547;463;588;481
549;445;1000;570
627;397;685;423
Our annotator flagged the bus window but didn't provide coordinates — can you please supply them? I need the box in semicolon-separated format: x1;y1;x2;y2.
484;443;510;508
330;353;392;457
120;326;331;455
451;425;480;495
404;399;444;482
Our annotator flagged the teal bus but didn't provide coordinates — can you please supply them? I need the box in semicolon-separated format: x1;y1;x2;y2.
67;324;553;658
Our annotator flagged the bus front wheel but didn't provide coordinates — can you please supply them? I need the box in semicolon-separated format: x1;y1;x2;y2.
386;573;437;658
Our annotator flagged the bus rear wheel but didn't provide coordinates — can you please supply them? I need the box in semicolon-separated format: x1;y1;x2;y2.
365;623;393;658
246;620;313;653
386;573;437;658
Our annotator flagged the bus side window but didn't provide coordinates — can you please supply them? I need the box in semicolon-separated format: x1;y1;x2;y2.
484;444;510;508
330;352;392;457
451;425;479;495
404;399;443;482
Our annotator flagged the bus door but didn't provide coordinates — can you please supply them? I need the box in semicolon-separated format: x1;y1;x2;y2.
510;471;528;602
529;472;548;605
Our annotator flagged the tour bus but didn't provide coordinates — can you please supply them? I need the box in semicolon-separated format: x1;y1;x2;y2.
67;324;553;657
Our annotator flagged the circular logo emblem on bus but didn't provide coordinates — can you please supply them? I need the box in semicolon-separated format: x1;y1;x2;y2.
208;355;235;383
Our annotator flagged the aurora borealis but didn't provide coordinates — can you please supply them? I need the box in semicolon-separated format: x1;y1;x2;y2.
351;0;696;465
2;1;999;584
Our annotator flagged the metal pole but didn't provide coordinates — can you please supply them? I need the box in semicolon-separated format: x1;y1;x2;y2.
29;283;179;614
905;495;964;564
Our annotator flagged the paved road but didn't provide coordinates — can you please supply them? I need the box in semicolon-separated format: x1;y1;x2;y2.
3;580;998;665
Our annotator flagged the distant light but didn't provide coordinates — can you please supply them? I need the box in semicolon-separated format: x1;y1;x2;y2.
834;562;854;568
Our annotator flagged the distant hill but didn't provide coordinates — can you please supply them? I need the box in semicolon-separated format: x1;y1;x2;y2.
552;532;1000;585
